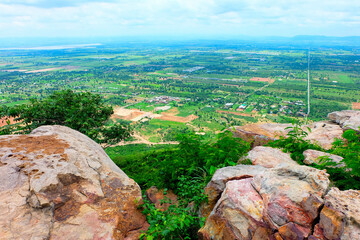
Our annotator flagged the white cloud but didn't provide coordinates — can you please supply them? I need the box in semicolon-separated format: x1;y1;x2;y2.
0;0;359;37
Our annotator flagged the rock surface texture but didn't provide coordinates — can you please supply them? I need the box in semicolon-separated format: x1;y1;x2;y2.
0;125;148;240
328;110;360;131
240;146;297;168
198;147;360;240
231;121;342;150
230;123;291;147
303;149;344;167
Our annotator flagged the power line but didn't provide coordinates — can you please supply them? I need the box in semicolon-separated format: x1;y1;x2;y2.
307;49;310;116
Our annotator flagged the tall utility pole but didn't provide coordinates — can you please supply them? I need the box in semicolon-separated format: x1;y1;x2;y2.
307;50;310;116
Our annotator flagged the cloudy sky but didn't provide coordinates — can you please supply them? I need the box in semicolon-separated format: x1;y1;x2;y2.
0;0;359;38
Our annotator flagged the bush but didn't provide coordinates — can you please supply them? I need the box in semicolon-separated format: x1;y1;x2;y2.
317;129;360;190
110;131;251;239
0;90;131;146
267;122;322;163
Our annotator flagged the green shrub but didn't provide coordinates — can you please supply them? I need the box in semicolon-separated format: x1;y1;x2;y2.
267;122;322;163
317;129;360;190
110;131;251;239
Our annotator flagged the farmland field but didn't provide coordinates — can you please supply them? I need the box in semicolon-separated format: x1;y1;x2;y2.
1;40;359;143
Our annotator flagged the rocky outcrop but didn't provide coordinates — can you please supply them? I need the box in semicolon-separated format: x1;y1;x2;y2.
0;125;148;240
318;188;360;239
231;121;342;150
328;110;360;131
230;123;291;147
304;121;343;150
240;146;297;168
199;147;360;240
303;149;344;167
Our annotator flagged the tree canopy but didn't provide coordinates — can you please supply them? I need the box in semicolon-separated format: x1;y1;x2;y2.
0;90;131;147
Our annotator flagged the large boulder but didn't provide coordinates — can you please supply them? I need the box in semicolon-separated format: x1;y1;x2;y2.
0;125;148;240
199;147;360;240
198;164;330;239
328;110;360;131
240;146;297;168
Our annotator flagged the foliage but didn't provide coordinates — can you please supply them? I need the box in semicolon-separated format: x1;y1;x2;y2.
267;121;322;163
140;176;206;240
109;131;250;239
316;129;360;190
113;130;250;190
0;90;131;146
269;122;360;190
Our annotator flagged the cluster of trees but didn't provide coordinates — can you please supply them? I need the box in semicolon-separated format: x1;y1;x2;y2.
0;90;131;147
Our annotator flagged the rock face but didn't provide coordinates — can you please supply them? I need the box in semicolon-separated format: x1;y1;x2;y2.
304;121;343;150
231;121;342;150
328;110;360;131
318;188;360;239
198;147;360;240
230;123;291;147
0;125;148;240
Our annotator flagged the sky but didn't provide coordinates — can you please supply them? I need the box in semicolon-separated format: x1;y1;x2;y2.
0;0;359;38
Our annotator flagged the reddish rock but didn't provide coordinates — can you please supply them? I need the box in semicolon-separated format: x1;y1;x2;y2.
278;222;311;240
319;188;360;239
0;125;148;240
145;186;178;210
199;163;330;240
309;224;326;240
199;178;267;239
200;165;265;219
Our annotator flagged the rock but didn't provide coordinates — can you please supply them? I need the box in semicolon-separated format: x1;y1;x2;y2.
145;186;178;211
199;164;330;239
200;165;266;219
0;125;148;240
230;123;291;147
317;188;360;240
240;146;297;168
303;149;344;167
231;121;343;150
328;110;360;131
304;121;343;150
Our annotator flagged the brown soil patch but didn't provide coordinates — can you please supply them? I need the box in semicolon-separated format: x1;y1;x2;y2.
250;77;275;83
217;110;252;117
26;68;62;73
0;116;18;127
353;102;360;110
162;107;179;116
156;114;198;123
112;110;145;121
